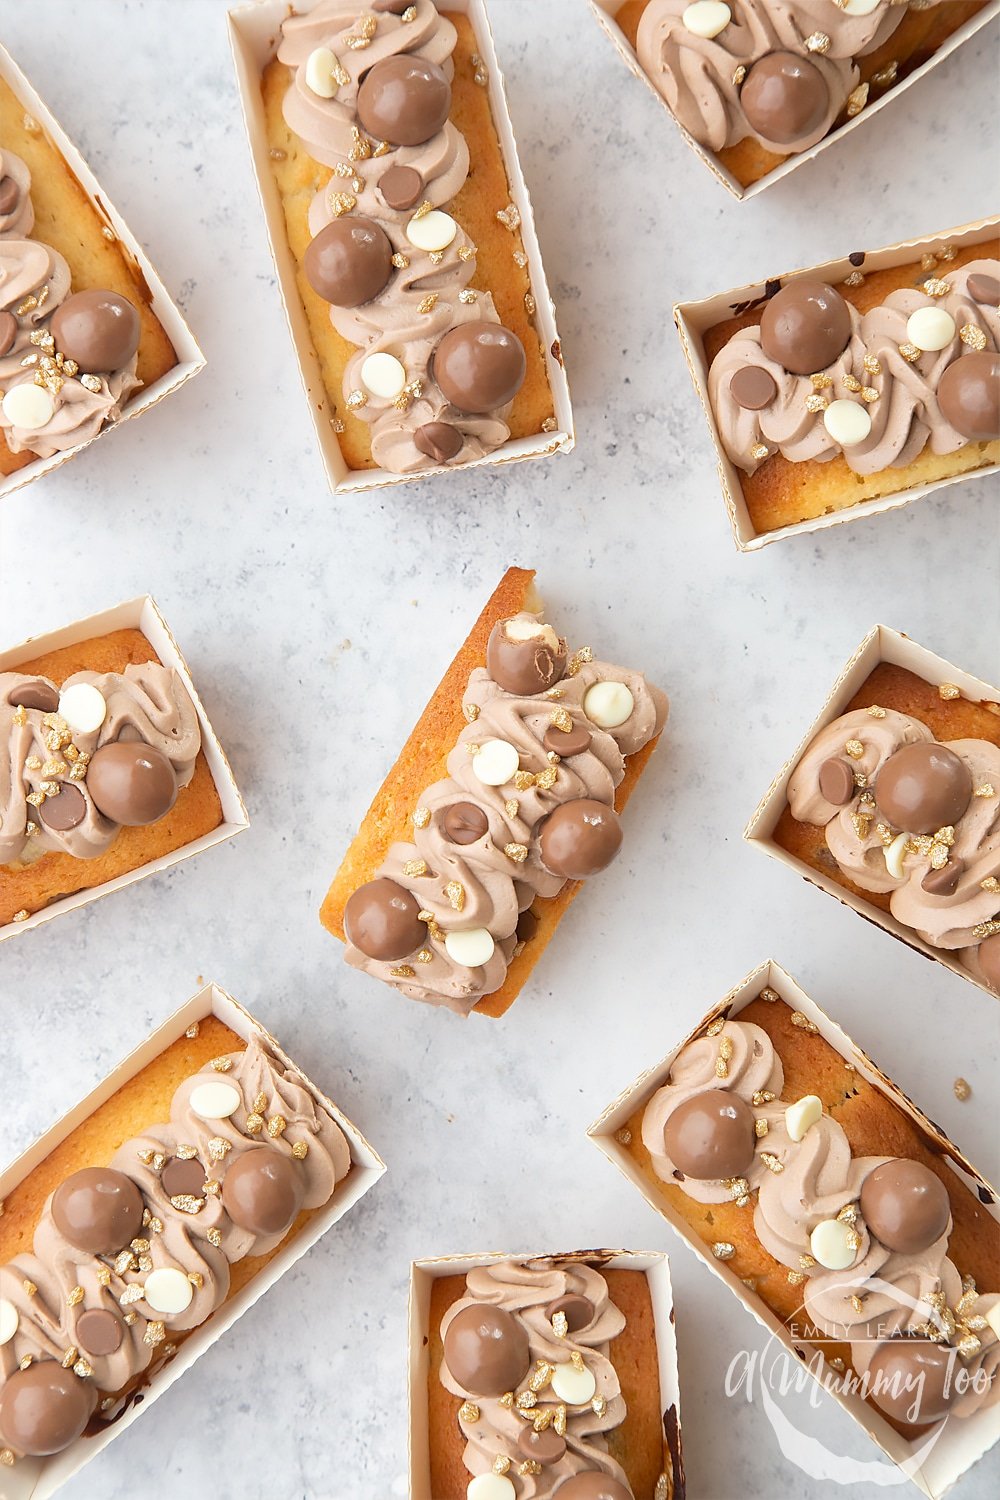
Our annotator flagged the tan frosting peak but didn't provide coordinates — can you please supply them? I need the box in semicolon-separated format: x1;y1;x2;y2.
0;151;34;239
787;706;1000;970
709;259;1000;477
0;1036;350;1454
0;662;201;867
439;1260;631;1497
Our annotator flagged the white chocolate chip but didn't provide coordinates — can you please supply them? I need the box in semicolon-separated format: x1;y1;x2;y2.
785;1094;823;1143
305;46;341;99
2;383;56;431
906;306;956;352
361;352;407;400
682;1;731;38
58;683;107;735
444;927;496;968
810;1218;858;1271
842;0;881;13
986;1302;1000;1341
189;1080;242;1120
550;1360;598;1404
406;210;457;253
473;738;520;786
884;830;910;880
583;681;634;729
143;1267;194;1315
823;399;872;449
467;1477;516;1500
504;617;560;653
0;1299;18;1345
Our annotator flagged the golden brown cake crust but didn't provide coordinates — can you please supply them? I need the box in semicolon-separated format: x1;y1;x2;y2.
773;661;1000;915
626;994;1000;1432
261;10;555;472
427;1266;665;1500
320;567;661;1017
0;627;224;926
699;237;1000;533
0;77;178;476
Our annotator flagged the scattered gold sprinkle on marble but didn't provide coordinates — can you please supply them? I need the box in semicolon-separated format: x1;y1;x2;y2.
712;1242;736;1260
960;323;987;351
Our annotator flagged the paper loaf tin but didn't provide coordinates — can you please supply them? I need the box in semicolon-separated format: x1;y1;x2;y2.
228;0;574;494
0;980;386;1500
408;1248;685;1499
0;595;249;943
588;1;1000;202
673;214;1000;551
0;42;205;502
744;624;1000;996
588;959;1000;1500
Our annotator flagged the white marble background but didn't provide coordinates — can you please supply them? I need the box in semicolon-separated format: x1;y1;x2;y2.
1;2;998;1496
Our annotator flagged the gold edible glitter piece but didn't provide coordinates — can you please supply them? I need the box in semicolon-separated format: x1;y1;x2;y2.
72;1355;93;1379
119;1284;144;1306
144;1320;166;1347
550;706;573;733
712;1241;736;1261
208;1136;231;1162
845;1227;862;1252
458;1400;480;1422
170;1194;204;1215
553;1404;568;1437
862;354;882;378
615;1127;632;1145
954;1077;972;1100
515;1390;537;1410
923;278;951;298
499;1391;515;1408
513;770;535;791
245;1112;264;1135
115;1250;137;1275
493;1455;512;1477
960;323;987;351
845;739;865;759
504;842;529;863
11;909;29;923
328;192;356;218
346;388;367;410
799;1254;816;1271
981;877;1000;894
459;245;475;262
187;1272;205;1290
872;60;898;86
732;64;746;86
291;1140;310;1159
60;1348;78;1369
755;1118;769;1138
592;1394;607;1418
496;203;521;232
789;1011;818;1034
805;31;830;53
445;880;465;911
937;682;961;700
787;1270;806;1286
207;1228;222;1248
725;1176;751;1207
860;386;879;404
867;704;886;718
504;798;519;819
267;1114;288;1138
524;291;536;316
706;1017;725;1036
837;1203;858;1226
22;1280;36;1298
412;199;434;220
529;1361;554;1391
175;1144;198;1160
749;442;770;461
458;290;477;305
846;82;869;116
520;1461;543;1478
805;392;828;413
541;416;559;433
552;1310;568;1338
401;5;417;21
96;1266;112;1288
975;784;996;798
850;1294;865;1314
210;1056;232;1072
389;964;416;978
752;1089;775;1106
0;1449;14;1466
898;342;921;362
67;1285;85;1307
715;1056;729;1080
391;253;409;269
402;857;428;878
462;703;480;724
417;293;438;315
810;373;833;391
760;1152;784;1175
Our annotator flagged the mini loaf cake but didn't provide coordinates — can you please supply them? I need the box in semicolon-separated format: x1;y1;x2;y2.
776;662;1000;992
631;992;1000;1434
0;627;224;927
0;78;176;471
621;0;990;189
321;568;667;1017
0;1015;351;1465
264;0;555;475
429;1259;672;1500
704;240;1000;532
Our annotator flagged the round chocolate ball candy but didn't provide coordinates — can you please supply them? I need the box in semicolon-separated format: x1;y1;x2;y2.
740;51;830;146
554;1474;633;1500
50;289;140;372
303;218;393;308
414;421;463;464
86;741;178;827
75;1308;124;1358
441;800;489;845
486;616;567;696
221;1149;305;1238
518;1424;567;1466
544;1293;594;1332
37;783;87;832
936;351;1000;441
759;278;851;376
867;1339;962;1427
343;878;427;960
538;799;623;881
356;55;451;147
860;1159;951;1255
443;1303;530;1397
0;309;17;358
433;324;526;413
50;1167;143;1255
978;933;1000;993
663;1090;756;1181
875;742;973;835
0;1361;96;1456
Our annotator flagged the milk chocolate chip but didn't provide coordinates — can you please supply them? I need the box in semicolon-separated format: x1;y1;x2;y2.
518;1425;567;1466
37;783;86;832
75;1308;124;1358
740;51;830;146
0;310;16;358
875;742;972;834
729;366;777;411
759;279;851;375
978;933;1000;992
86;741;178;827
936;351;1000;441
50;289;140;372
921;856;965;896
867;1338;961;1427
663;1090;756;1180
303;218;393;308
50;1167;144;1254
539;799;623;880
966;273;1000;306
357;56;451;147
543;722;591;758
160;1156;206;1199
221;1150;304;1238
818;757;856;806
0;1361;96;1457
553;1475;632;1500
544;1293;594;1332
860;1159;951;1255
344;878;427;960
414;421;463;463
486;617;567;696
0;176;18;216
433;324;526;413
441;801;489;845
7;679;59;713
443;1303;530;1396
379;164;423;212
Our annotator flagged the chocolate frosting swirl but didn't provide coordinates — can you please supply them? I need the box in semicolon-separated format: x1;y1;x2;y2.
439;1261;631;1497
277;1;525;473
0;1036;350;1457
0;662;201;867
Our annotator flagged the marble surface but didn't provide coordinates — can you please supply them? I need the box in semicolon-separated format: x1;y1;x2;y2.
1;2;999;1497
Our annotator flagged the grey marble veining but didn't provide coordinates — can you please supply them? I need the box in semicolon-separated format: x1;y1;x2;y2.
1;2;999;1497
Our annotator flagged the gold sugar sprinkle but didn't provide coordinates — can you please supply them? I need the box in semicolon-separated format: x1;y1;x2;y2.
67;1286;85;1307
390;964;416;978
755;1118;769;1138
954;1077;972;1100
706;1017;726;1036
208;1136;230;1161
123;1311;138;1326
413;807;430;831
923;278;951;298
860;386;879;404
346;388;367;409
787;1270;807;1286
291;1140;310;1159
570;1350;585;1373
863;354;882;377
119;1285;144;1307
391;253;409;269
417;292;438;315
493;1456;512;1477
790;1011;819;1034
843;270;865;288
937;682;961;700
402;857;428;878
732;64;746;86
805;392;828;413
960;323;987;351
845;739;865;759
524;291;536;316
144;1321;166;1347
245;1113;264;1135
712;1242;736;1261
520;1460;543;1478
752;1089;775;1106
975;784;996;798
496;203;521;232
760;986;780;1003
208;1228;222;1248
805;32;830;53
267;1114;287;1138
1;1450;15;1467
328;192;357;218
750;442;770;461
799;1254;816;1270
504;798;519;819
553;1404;568;1437
459;244;476;262
529;1361;554;1391
499;1392;514;1409
872;60;898;86
459;1401;480;1423
462;703;480;723
188;1272;205;1290
921;252;939;272
615;1127;632;1146
504;842;529;863
811;373;833;391
592;1394;607;1418
516;1390;537;1410
445;880;465;911
760;1152;784;1175
552;1310;568;1338
210;1056;232;1072
850;1294;865;1314
170;1195;204;1215
981;877;1000;893
11;910;29;923
867;704;886;718
550;706;573;733
898;342;921;362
